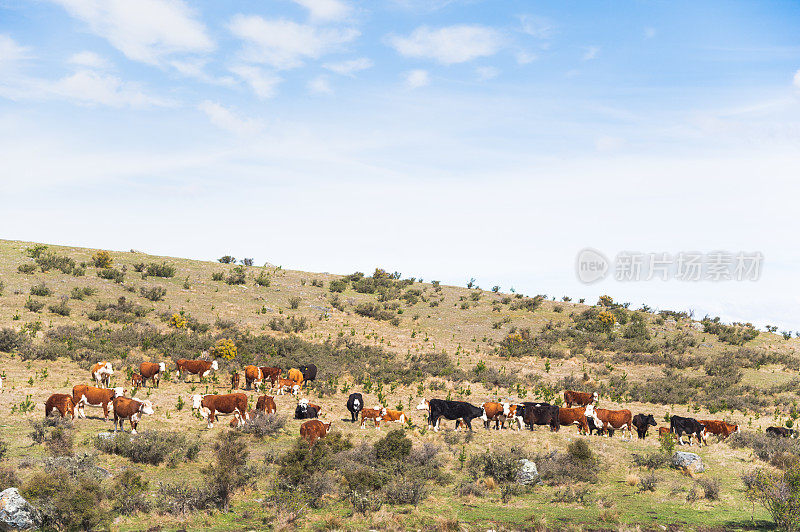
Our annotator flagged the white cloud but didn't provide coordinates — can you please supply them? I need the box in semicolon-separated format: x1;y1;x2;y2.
644;27;656;39
323;57;372;76
388;25;503;65
198;100;263;135
583;46;600;61
404;69;429;89
0;69;172;107
515;51;537;65
49;0;213;64
519;15;554;39
230;64;282;99
308;75;333;94
68;50;109;69
793;69;800;89
169;59;236;86
0;35;30;68
292;0;351;22
229;15;359;69
476;66;499;81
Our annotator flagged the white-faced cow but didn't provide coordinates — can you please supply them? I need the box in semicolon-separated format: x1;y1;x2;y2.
139;362;166;388
192;393;249;429
347;392;364;423
175;359;218;382
417;398;483;432
112;397;154;434
294;398;321;419
669;415;706;446
72;384;125;420
90;361;114;388
300;419;332;444
585;405;633;439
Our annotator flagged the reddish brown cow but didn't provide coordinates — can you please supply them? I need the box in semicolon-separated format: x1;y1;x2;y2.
699;420;740;440
559;406;590;434
192;393;249;428
260;367;281;386
275;378;300;396
658;426;677;440
139;362;166;388
255;395;277;414
564;390;598;408
360;408;383;428
585;405;633;438
380;408;406;425
130;373;144;388
244;365;262;389
72;384;125;420
287;368;304;386
112;397;154;434
300;419;333;444
90;361;114;388
481;402;510;430
230;372;240;389
175;359;219;382
45;394;75;419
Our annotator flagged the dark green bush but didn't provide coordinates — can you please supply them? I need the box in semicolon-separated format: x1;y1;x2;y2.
202;430;258;511
328;279;347;293
30;282;51;296
145;262;176;278
139;286;167;302
94;431;198;466
18;263;36;274
35;252;75;274
22;469;110;531
97;268;124;283
48;298;71;317
467;449;520;483
25;297;44;313
226;266;247;285
111;470;151;515
374;430;412;462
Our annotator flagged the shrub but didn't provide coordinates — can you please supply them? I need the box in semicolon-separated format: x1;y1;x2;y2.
22;470;110;531
696;477;720;500
25;297;45;313
384;477;426;505
743;463;800;531
241;258;253;266
289;296;301;310
375;430;412;462
211;338;237;360
631;451;669;470
467;449;520;483
329;279;347;293
145;262;176;278
268;316;310;333
18;263;36;274
94;431;198;466
226;266;247;285
637;473;658;492
140;286;167;302
537;450;598;485
218;255;236;264
112;470;150;514
729;432;800;470
132;262;146;272
69;286;95;300
91;251;113;268
25;244;48;258
202;430;258;512
254;271;271;286
30;282;51;296
97;268;124;283
238;413;286;438
278;432;353;488
567;439;593;461
35;252;75;274
30;415;74;456
211;272;224;281
169;312;187;329
156;483;210;515
0;327;23;352
0;466;19;488
48;297;71;317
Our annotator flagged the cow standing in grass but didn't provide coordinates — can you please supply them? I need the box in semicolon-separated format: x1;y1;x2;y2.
139;362;166;388
175;359;218;382
90;361;114;388
632;414;657;439
112;397;154;434
72;385;125;420
45;394;75;419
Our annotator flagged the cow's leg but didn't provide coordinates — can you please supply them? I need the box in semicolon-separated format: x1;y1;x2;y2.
433;416;441;432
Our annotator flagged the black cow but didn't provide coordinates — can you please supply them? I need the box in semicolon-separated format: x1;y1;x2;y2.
520;402;560;432
587;414;612;436
294;399;320;420
670;415;706;446
299;364;317;384
346;392;363;423
422;399;483;431
632;414;657;439
767;426;796;438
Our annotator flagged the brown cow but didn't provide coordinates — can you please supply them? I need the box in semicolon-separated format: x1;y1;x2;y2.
192;393;249;428
275;378;300;396
139;362;166;388
230;372;240;390
480;402;510;430
255;395;277;414
300;419;332;444
563;390;598;408
585;404;633;438
260;367;281;386
130;373;144;388
559;406;590;434
45;394;75;419
360;407;383;428
112;397;154;434
287;368;304;387
244;365;262;389
72;385;125;420
380;408;406;425
175;359;219;382
699;420;740;440
658;426;678;440
90;361;114;388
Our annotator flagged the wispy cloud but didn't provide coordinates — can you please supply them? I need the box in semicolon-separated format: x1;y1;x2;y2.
476;66;499;81
323;57;372;76
519;15;554;39
229;14;359;69
308;75;333;94
68;50;110;69
582;45;600;61
388;25;503;65
0;34;30;68
793;69;800;89
229;64;282;98
198;100;263;134
292;0;351;22
515;51;537;65
404;69;429;89
48;0;214;65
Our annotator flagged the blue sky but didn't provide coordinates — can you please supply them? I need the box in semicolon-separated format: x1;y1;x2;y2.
1;0;799;329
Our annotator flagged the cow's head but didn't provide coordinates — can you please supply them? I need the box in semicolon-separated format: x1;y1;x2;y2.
113;387;125;399
416;399;429;411
138;400;155;415
645;414;657;427
291;384;300;396
298;398;309;407
104;362;114;373
502;402;511;416
592;391;599;402
211;360;219;371
584;404;603;428
191;394;204;411
324;421;333;433
380;407;388;416
158;362;166;373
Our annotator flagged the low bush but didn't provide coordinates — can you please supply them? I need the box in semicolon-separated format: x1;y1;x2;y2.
375;430;412;462
145;262;176;278
468;449;520;483
139;286;167;302
97;268;125;284
69;286;96;300
696;477;720;500
94;430;199;466
112;470;151;515
537;449;598;485
742;463;800;531
18;263;37;274
269;316;310;333
0;328;23;352
91;251;113;268
226;266;247;285
22;469;110;531
35;252;76;274
384;477;426;506
48;297;71;317
25;298;45;313
211;272;224;281
289;296;301;309
329;279;347;293
30;282;51;296
729;432;800;470
254;271;271;287
631;451;669;470
238;413;286;438
202;430;259;512
637;473;658;492
29;415;74;457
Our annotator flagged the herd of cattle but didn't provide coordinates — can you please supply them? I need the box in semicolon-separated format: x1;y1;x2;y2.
39;359;798;445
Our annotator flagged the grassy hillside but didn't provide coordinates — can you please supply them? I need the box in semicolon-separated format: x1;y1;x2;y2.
0;239;798;530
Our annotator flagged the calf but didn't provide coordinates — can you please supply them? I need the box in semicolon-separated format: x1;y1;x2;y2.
91;361;114;388
287;368;304;387
175;359;219;382
275;378;300;396
244;365;262;390
299;364;317;384
520;402;560;432
230;372;240;390
72;384;125;420
112;397;154;434
130;373;144;389
658;426;678;440
360;408;383;428
255;395;277;414
45;394;75;419
300;419;332;444
564;390;598;408
585;405;633;439
347;392;364;422
481;402;510;430
767;426;796;438
294;398;322;419
559;406;590;434
632;414;657;439
699;419;739;440
418;398;484;432
192;393;249;429
260;366;281;386
380;408;406;425
139;362;166;388
670;415;706;446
